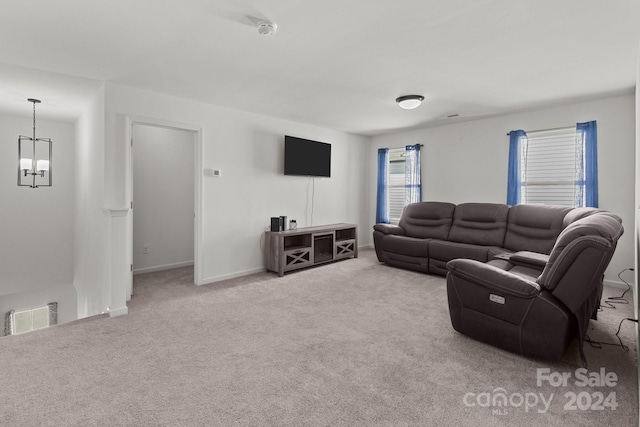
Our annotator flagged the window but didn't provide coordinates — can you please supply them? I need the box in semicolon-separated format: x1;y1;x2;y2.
388;148;406;222
521;127;582;206
507;122;598;208
376;145;422;224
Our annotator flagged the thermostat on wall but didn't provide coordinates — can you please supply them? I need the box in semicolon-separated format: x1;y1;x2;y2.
204;168;221;177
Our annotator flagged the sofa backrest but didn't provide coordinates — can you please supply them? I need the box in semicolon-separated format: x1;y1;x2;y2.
537;213;623;312
503;204;571;254
399;201;456;239
448;203;509;246
561;207;603;228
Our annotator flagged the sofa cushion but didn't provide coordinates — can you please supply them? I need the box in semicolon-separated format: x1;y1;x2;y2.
503;204;571;254
429;239;489;263
562;207;603;228
398;201;456;239
448;202;509;246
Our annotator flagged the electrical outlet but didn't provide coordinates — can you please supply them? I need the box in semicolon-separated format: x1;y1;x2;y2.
204;168;221;177
143;244;149;254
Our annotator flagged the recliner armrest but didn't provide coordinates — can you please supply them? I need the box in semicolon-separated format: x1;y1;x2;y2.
447;259;541;298
373;224;405;235
508;251;549;269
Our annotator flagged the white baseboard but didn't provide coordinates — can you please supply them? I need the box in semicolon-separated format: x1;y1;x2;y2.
133;261;194;275
109;306;129;317
200;267;266;286
604;279;634;290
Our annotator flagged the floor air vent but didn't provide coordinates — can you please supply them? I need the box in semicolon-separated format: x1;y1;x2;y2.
4;302;57;336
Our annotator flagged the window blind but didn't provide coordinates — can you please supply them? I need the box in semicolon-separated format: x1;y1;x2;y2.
520;127;583;207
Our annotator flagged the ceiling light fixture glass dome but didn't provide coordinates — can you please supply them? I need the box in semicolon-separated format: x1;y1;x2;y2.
396;95;424;109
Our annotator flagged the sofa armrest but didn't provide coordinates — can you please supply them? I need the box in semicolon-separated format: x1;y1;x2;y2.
373;223;405;236
447;259;541;298
508;251;549;269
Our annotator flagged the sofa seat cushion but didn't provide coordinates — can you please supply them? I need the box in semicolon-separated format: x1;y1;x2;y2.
382;235;429;258
429;240;490;263
399;201;456;239
448;202;509;246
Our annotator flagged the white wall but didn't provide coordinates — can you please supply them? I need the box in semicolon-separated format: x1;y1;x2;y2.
132;125;195;273
74;86;110;318
103;83;369;292
370;94;636;285
634;29;639;416
0;112;77;322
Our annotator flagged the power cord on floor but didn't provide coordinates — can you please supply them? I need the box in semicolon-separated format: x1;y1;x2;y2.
600;267;633;310
586;318;638;352
584;268;638;351
586;267;636;351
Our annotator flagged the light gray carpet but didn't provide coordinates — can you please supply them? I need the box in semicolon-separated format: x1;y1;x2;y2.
1;248;637;426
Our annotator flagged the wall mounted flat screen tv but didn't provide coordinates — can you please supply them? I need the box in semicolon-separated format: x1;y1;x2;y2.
284;135;331;177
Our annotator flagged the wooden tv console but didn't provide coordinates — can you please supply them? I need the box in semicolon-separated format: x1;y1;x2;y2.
265;223;358;276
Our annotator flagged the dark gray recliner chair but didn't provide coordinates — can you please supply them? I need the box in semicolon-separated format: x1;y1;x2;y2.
446;212;623;365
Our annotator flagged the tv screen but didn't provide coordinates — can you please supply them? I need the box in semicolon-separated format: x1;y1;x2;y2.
284;136;331;177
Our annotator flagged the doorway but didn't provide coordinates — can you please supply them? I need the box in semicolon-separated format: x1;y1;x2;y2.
128;122;199;296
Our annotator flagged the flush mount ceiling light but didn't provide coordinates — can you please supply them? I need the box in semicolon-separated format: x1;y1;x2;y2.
257;21;277;36
18;98;52;188
396;95;424;110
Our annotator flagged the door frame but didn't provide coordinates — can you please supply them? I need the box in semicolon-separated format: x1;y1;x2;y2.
124;115;203;297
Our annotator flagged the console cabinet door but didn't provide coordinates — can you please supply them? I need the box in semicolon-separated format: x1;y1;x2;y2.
335;239;356;259
283;247;314;272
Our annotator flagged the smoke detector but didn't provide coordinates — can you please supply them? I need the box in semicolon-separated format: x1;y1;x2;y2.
257;21;277;36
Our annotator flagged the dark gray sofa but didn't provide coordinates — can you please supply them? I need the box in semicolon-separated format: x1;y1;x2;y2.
373;201;624;364
373;202;574;275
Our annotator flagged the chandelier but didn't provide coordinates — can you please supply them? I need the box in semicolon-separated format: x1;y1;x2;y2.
18;98;52;188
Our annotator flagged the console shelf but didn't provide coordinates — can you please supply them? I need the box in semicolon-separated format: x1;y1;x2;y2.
265;223;358;276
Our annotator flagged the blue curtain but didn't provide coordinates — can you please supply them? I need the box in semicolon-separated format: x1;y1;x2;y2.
506;130;526;205
405;144;422;204
577;121;598;207
376;148;389;224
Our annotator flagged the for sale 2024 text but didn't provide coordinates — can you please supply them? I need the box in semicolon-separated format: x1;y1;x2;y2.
537;367;618;411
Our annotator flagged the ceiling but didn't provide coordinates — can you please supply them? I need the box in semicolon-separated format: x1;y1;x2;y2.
1;0;638;135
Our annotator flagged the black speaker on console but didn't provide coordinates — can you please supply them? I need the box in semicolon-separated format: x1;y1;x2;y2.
270;217;283;232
